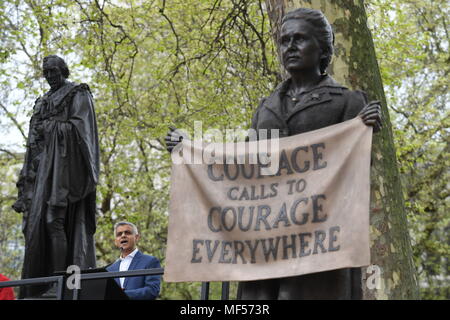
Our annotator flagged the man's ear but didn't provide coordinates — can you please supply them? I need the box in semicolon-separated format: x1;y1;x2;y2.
135;234;141;242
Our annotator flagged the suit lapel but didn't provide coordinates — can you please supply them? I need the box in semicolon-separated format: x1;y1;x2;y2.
109;260;121;287
109;259;120;271
123;251;142;289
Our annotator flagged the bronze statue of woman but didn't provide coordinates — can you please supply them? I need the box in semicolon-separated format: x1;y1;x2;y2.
238;8;381;300
166;8;381;299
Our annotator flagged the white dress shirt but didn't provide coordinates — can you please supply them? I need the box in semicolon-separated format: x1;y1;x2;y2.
119;248;138;288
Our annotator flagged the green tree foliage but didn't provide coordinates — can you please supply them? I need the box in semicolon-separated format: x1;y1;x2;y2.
367;0;449;299
0;0;278;300
0;0;447;299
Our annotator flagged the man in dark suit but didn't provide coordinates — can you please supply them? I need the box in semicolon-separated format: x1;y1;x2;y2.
106;221;161;300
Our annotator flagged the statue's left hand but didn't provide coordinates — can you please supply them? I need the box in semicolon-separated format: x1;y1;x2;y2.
165;126;187;153
359;100;382;133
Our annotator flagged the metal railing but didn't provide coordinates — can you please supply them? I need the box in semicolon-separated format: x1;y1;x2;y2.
0;275;66;300
0;269;231;300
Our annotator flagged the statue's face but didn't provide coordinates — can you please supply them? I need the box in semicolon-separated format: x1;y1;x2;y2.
280;19;322;74
43;58;65;90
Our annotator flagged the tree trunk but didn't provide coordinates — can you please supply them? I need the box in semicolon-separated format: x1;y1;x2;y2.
264;0;419;299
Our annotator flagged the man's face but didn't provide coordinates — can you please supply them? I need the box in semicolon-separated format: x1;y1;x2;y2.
43;58;65;90
115;225;140;254
280;19;322;74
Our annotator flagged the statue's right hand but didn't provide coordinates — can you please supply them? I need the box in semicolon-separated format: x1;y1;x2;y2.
31;118;46;140
165;126;186;153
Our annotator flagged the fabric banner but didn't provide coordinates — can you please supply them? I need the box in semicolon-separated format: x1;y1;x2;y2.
164;117;372;282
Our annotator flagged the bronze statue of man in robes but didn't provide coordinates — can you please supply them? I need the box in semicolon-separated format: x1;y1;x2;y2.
13;55;100;298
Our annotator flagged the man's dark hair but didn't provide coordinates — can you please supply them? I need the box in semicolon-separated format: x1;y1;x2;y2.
281;8;334;74
43;55;70;78
114;221;139;236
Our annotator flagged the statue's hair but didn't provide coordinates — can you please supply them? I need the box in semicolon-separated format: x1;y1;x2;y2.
114;221;139;236
43;55;70;78
281;8;334;74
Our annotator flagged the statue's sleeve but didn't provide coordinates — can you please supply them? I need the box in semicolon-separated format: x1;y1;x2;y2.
68;86;100;185
250;98;266;130
246;98;266;142
46;85;100;206
342;90;368;121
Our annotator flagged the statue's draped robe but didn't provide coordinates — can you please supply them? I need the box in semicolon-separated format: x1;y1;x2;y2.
239;75;366;300
13;81;99;298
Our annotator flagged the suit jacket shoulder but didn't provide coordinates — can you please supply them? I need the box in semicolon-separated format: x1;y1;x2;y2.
134;252;160;267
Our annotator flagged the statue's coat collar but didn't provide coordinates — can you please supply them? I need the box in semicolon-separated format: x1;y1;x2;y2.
263;75;347;122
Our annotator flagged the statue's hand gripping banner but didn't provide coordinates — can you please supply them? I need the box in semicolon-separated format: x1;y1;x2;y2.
165;117;372;282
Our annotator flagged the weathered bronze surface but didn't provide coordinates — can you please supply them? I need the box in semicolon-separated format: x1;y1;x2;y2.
239;8;381;300
13;55;100;298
